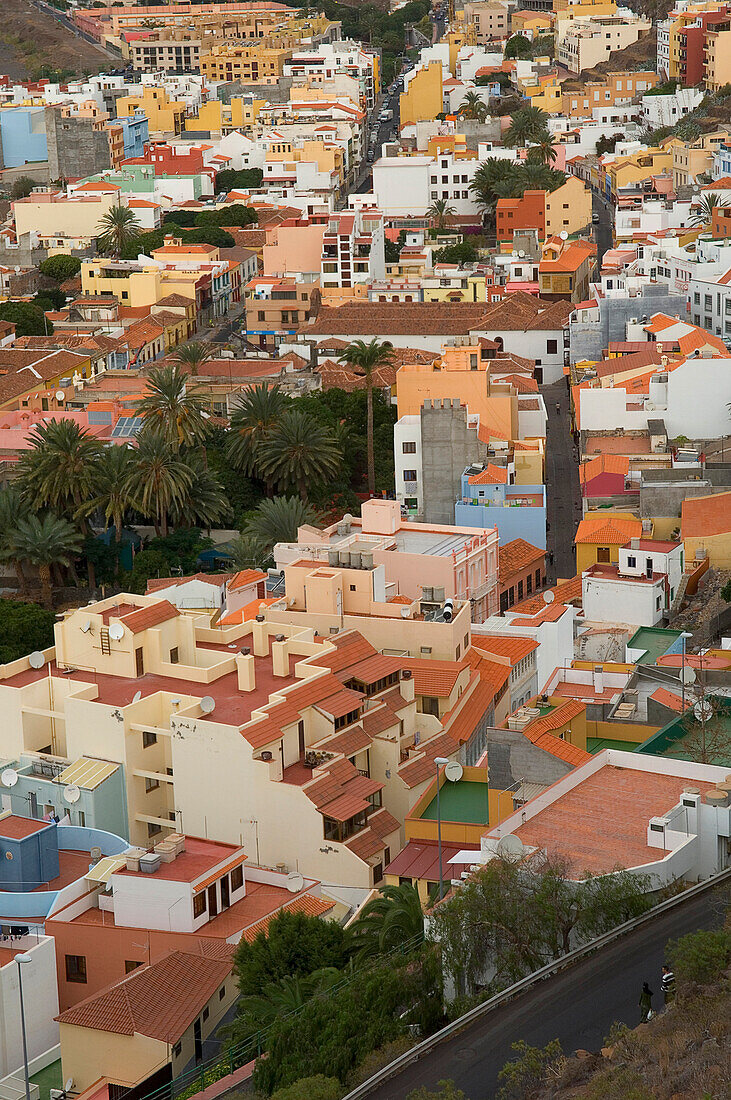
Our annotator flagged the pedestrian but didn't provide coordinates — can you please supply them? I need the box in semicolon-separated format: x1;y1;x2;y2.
639;981;653;1022
555;402;561;414
661;964;676;1005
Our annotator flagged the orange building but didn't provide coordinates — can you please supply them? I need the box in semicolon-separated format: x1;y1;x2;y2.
496;190;546;242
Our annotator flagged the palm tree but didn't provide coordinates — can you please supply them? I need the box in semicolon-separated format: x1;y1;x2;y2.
96;203;142;258
349;882;424;962
526;133;558;166
459;90;488;122
689;193;728;228
75;446;137;577
257;410;342;501
169;341;217;377
135;363;209;452
505;106;549;148
337;338;394;496
227;383;290;492
243;496;319;552
124;432;194;537
469;157;519;224
17;419;104;590
0;486;30;596
170;454;231;529
514;162;559;194
426;198;456;231
12;512;82;609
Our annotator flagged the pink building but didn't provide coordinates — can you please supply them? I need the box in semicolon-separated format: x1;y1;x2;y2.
274;498;500;623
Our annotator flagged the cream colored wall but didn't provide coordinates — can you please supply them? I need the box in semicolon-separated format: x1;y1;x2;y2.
59;1023;167;1093
263;223;326;277
545;176;592;237
14;194;119;239
683;532;731;568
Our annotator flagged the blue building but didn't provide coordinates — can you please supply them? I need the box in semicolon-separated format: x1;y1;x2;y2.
112;110;149;159
7;753;128;838
0;106;48;168
455;466;547;548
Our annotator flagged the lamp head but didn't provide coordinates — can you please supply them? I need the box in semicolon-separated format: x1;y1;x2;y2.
434;756;450;766
15;953;32;965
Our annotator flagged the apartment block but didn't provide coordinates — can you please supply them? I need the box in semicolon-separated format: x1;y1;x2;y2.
558;14;652;74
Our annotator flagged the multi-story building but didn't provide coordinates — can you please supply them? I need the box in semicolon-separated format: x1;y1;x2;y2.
703;10;731;88
558;13;652;74
115;85;187;137
244;273;320;348
673;130;729;188
320;209;385;296
462;1;510;44
538;236;597;303
124;26;203;73
285;42;378;114
658;1;728;80
199;36;295;84
582;538;685;626
496;175;593;242
561;71;658;118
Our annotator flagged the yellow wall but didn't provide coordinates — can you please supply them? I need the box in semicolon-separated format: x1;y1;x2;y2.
13;193;120;239
683;532;731;569
587;719;657;744
545;175;593;237
59;1025;167;1094
400;62;443;126
116;88;186;136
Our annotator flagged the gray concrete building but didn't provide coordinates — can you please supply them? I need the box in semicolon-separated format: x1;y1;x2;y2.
569;285;688;364
45;107;113;183
421;398;491;525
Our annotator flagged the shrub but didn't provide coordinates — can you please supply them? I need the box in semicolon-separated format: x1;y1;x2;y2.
38;255;82;282
270;1077;342;1100
666;927;731;985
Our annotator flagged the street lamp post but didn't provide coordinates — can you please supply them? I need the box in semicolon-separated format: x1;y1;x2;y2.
680;632;693;711
434;756;450;902
15;952;32;1100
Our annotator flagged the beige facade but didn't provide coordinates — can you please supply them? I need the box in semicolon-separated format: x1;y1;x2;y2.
544;174;593;238
672;131;729;188
557;14;651;74
463;1;509;43
13;189;121;241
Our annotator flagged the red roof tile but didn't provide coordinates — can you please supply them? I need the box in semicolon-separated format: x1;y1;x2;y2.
499;538;545;584
119;600;179;634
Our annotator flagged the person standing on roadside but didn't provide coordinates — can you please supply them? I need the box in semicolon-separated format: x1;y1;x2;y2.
639;981;653;1022
661;964;676;1005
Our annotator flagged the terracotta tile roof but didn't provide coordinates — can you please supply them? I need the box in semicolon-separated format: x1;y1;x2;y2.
399;731;460;788
650;687;684;713
574;515;642;545
595;347;666;377
345;653;404;685
305;756;383;821
441;676;502;748
55;950;233;1040
315;687;364;719
512;573;582;614
681;490;731;538
218;597;278;626
523;699;585;740
119;600;179;634
401;658;467;697
580;453;630;485
510;602;571;626
471;635;538;663
240;892;335;942
319;723;372;756
499;538;545;583
313;631;379;674
361;700;402;737
468;463;508;485
344;808;400;860
146;573;232;593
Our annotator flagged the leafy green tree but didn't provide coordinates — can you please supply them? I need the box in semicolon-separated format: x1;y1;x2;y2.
227;383;290;490
526;134;558;166
0;599;56;663
666;927;731;985
75;445;136;576
135;364;209;452
11;176;37;199
0;301;53;337
169;453;231;529
235;968;342;1033
17;419;104;520
349;882;424;962
233;910;349;1000
433;241;478;264
124;432;194;537
169;341;217;377
337;339;394;496
469;157;519;223
427;198;456;230
0;486;31;595
38;255;82;282
122;224;235;260
96;203;142;257
122;529;212;592
215;167;264;192
721;578;731;603
12;512;82;608
196;203;258;228
243;496;320;553
270;1077;341;1100
504;33;532;60
497;1039;564;1100
34;287;66;313
458;90;488;122
257;409;342;501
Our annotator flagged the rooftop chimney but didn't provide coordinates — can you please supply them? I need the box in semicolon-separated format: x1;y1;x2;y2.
593;665;604;695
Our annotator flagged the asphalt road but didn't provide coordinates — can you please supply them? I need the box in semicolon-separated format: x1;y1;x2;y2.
361;885;727;1100
592;191;613;268
544;378;581;583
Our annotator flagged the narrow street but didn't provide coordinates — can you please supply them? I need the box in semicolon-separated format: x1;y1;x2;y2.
544;378;581;584
592;190;613;268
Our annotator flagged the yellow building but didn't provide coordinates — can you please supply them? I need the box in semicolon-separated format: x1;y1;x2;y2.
666;2;726;80
116;86;186;136
400;61;443;126
673;131;730;188
703;15;731;91
521;72;564;114
574;513;644;572
681;491;731;568
553;0;617;42
13;189;121;241
200;37;294;83
544;174;593;238
601;140;681;202
561;70;658;117
512;10;554;35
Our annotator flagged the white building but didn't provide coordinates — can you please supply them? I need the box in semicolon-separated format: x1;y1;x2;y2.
640;86;704;132
372;151;481;218
284;41;378;113
0;937;59;1081
582;538;685;627
394;414;425;515
321;208;386;290
473;601;576;695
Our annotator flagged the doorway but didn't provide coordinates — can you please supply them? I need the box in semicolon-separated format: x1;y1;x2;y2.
220;875;230;910
207;883;218;918
194;1019;202;1062
135;647;145;676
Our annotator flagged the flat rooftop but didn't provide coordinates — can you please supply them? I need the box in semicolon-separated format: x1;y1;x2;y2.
2;657;298;728
115;836;241;884
584;436;652;455
629;627;683;666
0;815;51;839
420;780;491;825
515;765;716;876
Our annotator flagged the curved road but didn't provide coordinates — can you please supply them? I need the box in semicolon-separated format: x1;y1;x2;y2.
361;886;726;1100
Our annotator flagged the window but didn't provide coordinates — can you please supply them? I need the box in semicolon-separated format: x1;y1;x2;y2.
546;339;558;354
403;469;417;482
231;864;244;892
145;776;159;793
517;580;523;600
527;574;532;594
202;1007;210;1022
372;861;383;884
597;547;611;563
257;310;265;321
172;1042;182;1059
193;891;207;918
143;731;157;748
219;985;226;1000
402;441;416;453
147;821;161;838
65;955;87;984
125;960;142;974
349;584;356;591
169;646;179;664
627;555;636;568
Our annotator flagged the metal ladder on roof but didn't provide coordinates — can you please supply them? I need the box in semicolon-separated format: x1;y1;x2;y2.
100;627;110;656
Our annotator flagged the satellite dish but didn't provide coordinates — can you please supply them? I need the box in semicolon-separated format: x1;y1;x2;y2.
81;620;92;633
497;833;524;860
560;230;569;240
518;249;525;258
55;390;65;402
63;784;81;805
680;666;696;685
200;696;216;714
108;623;124;641
132;690;142;703
1;768;19;788
286;871;305;893
444;760;463;783
400;606;411;618
65;1081;74;1094
694;699;713;723
29;651;45;668
543;590;555;604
